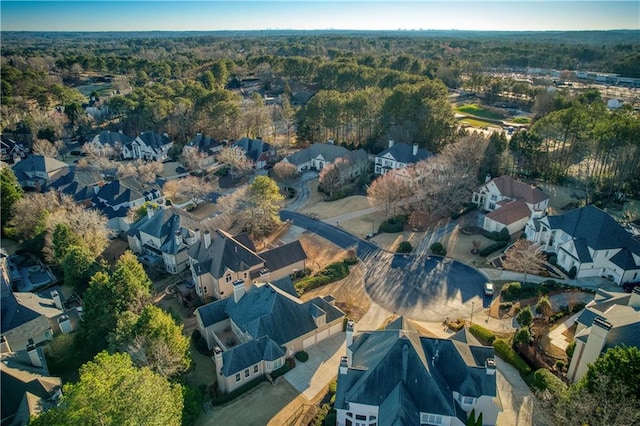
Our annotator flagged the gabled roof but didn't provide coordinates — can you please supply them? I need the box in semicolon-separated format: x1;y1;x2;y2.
12;155;67;176
187;134;223;154
136;131;172;151
487;176;549;205
94;177;161;206
233;137;270;162
93;130;133;147
260;241;307;272
285;143;351;166
376;143;432;165
196;282;345;346
127;206;199;254
486;200;531;226
46;170;103;202
548;205;640;256
220;336;286;376
335;317;496;421
188;230;263;278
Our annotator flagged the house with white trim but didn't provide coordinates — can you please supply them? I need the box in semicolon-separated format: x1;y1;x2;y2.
122;131;173;162
283;142;368;178
473;175;549;235
183;133;225;170
11;155;69;190
335;317;501;426
195;279;344;394
525;205;640;285
89;130;134;157
374;140;432;175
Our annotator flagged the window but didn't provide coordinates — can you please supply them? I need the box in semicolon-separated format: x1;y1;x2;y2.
376;158;382;164
345;420;352;426
226;275;232;282
420;413;443;425
254;365;259;373
355;415;366;421
244;272;248;278
244;368;250;378
488;203;496;210
235;373;241;382
463;396;474;405
491;194;498;201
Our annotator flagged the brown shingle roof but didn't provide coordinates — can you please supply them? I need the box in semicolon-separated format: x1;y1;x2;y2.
491;176;548;204
486;200;531;225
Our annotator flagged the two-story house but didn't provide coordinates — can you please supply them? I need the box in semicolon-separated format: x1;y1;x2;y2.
525;205;640;285
283;143;368;178
335;317;501;426
122;131;173;162
11;155;69;190
473;175;550;235
88;130;134;157
183;133;225;170
374;140;432;175
187;229;307;303
232;137;272;169
567;287;640;383
0;137;29;162
46;170;105;207
195;279;344;394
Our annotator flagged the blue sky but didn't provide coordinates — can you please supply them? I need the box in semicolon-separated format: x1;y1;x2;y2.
1;1;639;31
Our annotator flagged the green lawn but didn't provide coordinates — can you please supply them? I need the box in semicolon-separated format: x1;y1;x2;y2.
456;103;505;120
511;117;531;124
458;117;496;128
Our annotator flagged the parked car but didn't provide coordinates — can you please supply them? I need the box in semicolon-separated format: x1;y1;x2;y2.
484;282;495;296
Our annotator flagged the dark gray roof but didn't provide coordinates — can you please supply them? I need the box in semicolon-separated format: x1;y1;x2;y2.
376;143;432;164
336;317;495;421
270;276;297;297
188;230;263;278
46;170;103;202
610;249;637;269
573;240;593;263
94;177;161;206
196;282;345;346
137;131;172;151
127;206;199;254
220;336;286;376
233;232;256;252
285;143;351;166
260;241;307;272
12;155;67;175
94;130;133;147
547;205;640;256
233;137;270;162
187;134;223;154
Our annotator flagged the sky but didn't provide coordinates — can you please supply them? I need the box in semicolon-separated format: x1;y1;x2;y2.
1;1;639;32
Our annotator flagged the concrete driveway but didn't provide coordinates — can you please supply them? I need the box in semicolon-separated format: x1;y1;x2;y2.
284;333;346;399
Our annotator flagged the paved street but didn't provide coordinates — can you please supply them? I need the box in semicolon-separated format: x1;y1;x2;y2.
284;171;318;212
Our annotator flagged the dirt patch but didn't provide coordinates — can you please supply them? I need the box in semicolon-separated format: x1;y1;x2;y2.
189;202;221;220
100;239;129;264
297;232;348;274
300;194;371;219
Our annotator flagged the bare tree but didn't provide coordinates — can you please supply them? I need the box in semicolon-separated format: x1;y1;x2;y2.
272;162;298;190
182;147;207;172
502;240;546;283
162;180;180;201
367;172;412;219
176;176;213;205
32;139;62;158
319;163;341;198
217;146;253;179
117;160;163;184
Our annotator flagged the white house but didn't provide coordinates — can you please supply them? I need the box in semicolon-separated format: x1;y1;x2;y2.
473;175;549;235
183;133;224;170
525;205;640;285
89;130;134;157
195;280;344;394
374;140;432;175
283;142;368;177
122;131;173;162
567;287;640;383
335;317;501;426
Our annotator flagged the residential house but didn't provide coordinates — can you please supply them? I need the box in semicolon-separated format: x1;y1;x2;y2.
46;170;104;207
567;287;640;383
473;175;549;235
232;137;272;169
93;177;163;231
0;342;62;426
11;155;69;190
89;130;134;157
525;205;640;285
283;143;368;178
196;279;344;394
374;140;432;175
335;317;501;426
127;206;201;274
122;131;173;162
0;137;29;162
184;133;225;170
188;229;307;302
1;125;33;148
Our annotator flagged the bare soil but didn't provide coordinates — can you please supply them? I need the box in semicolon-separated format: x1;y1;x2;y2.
100;239;129;265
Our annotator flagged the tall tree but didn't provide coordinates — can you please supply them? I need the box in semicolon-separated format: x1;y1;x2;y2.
217;146;253;179
501;240;546;283
30;351;183;426
0;166;23;234
272;162;298;190
366;172;412;219
318;163;341;199
61;245;99;295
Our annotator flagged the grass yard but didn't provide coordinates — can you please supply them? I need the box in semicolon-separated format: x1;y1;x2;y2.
458;117;497;128
456;103;505;120
300;194;371;219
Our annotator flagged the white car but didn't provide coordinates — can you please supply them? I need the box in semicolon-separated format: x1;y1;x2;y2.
484;282;495;296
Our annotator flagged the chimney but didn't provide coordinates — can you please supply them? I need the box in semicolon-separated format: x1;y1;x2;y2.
346;320;354;354
203;231;211;249
146;205;155;219
174;230;183;246
412;143;418;156
0;336;11;354
119;130;123;134
213;346;225;388
233;279;245;303
194;228;202;241
629;287;640;309
339;356;349;375
486;358;496;375
51;290;63;310
485;174;492;183
27;339;43;368
388;140;394;148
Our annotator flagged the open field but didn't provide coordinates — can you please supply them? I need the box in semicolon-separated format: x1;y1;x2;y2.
300;194;371;219
456;103;505;120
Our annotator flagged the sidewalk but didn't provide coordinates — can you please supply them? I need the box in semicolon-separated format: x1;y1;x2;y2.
480;269;621;291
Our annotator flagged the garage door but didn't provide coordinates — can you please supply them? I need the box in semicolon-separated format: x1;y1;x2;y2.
303;335;315;349
329;323;343;336
316;329;329;343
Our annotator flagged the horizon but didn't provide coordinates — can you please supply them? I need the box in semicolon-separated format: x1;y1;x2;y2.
2;1;639;32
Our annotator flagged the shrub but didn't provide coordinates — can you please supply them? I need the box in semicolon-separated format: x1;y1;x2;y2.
270;362;293;380
568;266;577;279
479;241;508;257
430;242;446;255
501;282;521;299
555;360;566;371
469;324;496;345
499;302;513;310
451;203;477;220
195;337;211;355
548;255;557;265
295;351;309;362
566;341;576;359
493;339;532;376
396;241;413;253
516;306;533;327
572;302;586;313
499;227;511;241
343;257;358;266
191;329;202;343
379;219;403;233
513;327;532;345
324;411;337;426
533;368;567;396
295;260;351;294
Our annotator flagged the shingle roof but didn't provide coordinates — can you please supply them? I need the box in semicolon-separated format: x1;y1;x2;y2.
335;317;496;421
187;134;223;154
12;155;67;176
285;143;351;166
489;176;549;205
547;205;640;256
376;143;432;165
260;241;307;273
46;170;103;202
137;131;172;151
220;336;286;376
94;177;161;207
94;130;133;147
188;230;263;278
486;200;531;226
233;137;270;162
127;206;199;254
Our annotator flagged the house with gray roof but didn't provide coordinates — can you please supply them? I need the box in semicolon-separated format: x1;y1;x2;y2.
122;131;173;162
46;170;104;207
188;229;307;302
11;155;69;190
567;287;640;383
1;137;28;162
335;317;501;426
89;130;134;157
525;205;640;285
184;133;225;170
374;140;432;175
232;137;272;169
283;142;368;179
196;279;344;394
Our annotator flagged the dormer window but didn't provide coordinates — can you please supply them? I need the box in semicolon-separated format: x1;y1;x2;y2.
226;275;232;283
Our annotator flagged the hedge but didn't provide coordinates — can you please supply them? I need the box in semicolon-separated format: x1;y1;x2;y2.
469;324;496;346
483;228;510;242
295;260;351;294
479;241;508;257
493;339;532;376
533;368;567;397
379;220;404;233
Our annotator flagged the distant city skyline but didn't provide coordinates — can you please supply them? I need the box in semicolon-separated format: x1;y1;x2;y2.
1;1;639;32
